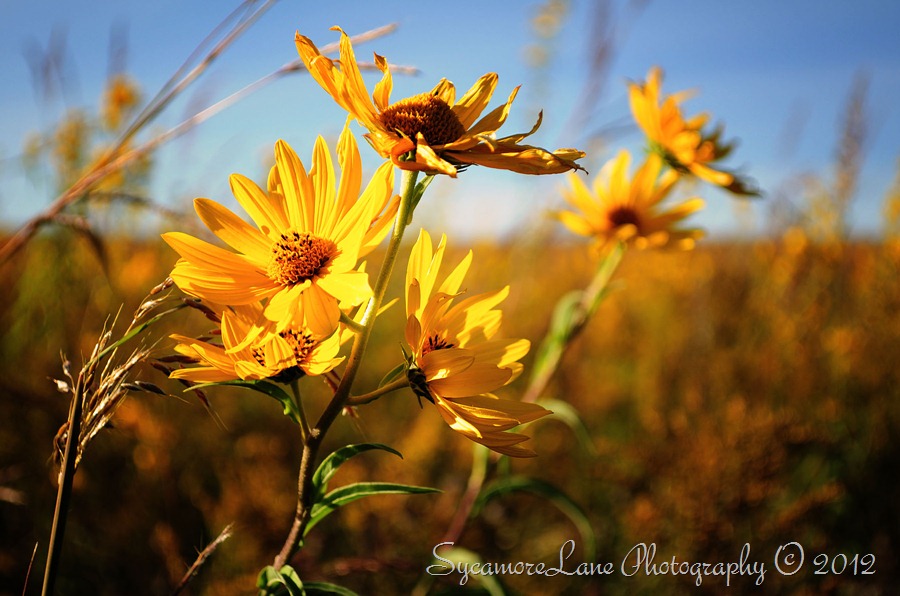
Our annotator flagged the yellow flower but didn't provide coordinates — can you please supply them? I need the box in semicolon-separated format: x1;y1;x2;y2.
102;73;141;131
162;128;397;336
295;27;585;177
557;150;705;251
629;66;756;195
170;304;344;383
404;230;550;457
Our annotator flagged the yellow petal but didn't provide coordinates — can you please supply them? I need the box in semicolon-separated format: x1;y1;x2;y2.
300;285;341;336
316;269;373;308
193;198;271;265
452;73;498;129
429;362;512;397
421;347;476;381
274;139;313;230
371;53;393;112
229;173;289;237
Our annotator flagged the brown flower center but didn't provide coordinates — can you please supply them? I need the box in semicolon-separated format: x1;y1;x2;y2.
278;329;318;363
252;329;318;382
608;206;641;230
267;231;335;286
379;93;466;146
422;333;455;356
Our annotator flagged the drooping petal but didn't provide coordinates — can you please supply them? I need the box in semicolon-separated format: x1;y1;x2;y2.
452;73;498;129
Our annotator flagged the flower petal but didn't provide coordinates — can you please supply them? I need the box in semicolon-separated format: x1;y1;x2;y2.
193;198;271;265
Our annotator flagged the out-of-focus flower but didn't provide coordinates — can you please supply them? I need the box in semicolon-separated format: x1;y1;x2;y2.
102;74;141;131
629;66;756;195
170;304;344;383
557;150;705;251
295;27;585;177
162;129;396;336
403;230;550;457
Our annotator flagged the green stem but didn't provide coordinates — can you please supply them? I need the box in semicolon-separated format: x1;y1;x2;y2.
289;379;309;441
347;376;410;406
522;241;624;403
338;311;365;334
273;169;423;569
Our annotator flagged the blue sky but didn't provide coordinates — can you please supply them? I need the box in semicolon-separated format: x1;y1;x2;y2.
1;0;899;239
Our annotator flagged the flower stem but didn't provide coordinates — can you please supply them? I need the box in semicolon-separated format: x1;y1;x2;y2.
273;169;422;569
347;376;410;406
289;379;309;441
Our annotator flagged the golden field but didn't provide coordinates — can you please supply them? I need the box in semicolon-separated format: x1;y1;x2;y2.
1;227;898;594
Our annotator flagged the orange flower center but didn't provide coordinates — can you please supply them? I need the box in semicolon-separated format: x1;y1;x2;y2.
379;93;466;146
608;206;641;230
267;231;335;286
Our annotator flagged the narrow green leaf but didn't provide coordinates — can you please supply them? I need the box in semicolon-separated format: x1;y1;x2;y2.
305;482;440;536
474;476;596;561
530;290;581;382
378;362;407;389
535;398;598;457
256;565;304;596
304;581;359;596
312;443;403;499
188;379;302;424
189;378;290;401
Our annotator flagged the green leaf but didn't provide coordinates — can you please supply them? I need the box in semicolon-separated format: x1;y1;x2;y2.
257;565;304;596
304;581;358;595
378;362;407;389
474;476;596;561
188;379;302;424
529;290;581;383
305;482;440;536
312;443;403;499
535;398;598;458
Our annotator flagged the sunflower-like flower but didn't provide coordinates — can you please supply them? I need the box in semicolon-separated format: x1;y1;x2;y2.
170;304;344;383
403;230;550;457
295;27;585;177
557;150;705;251
629;66;756;195
162;128;398;336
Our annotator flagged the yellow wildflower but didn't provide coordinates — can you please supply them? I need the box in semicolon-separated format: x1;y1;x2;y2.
629;66;756;195
557;150;705;251
295;27;585;177
162;128;397;336
170;304;344;383
404;230;550;457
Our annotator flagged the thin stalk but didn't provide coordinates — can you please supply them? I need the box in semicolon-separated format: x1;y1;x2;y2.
289;379;309;442
522;242;624;404
347;376;410;406
273;170;421;569
41;377;86;596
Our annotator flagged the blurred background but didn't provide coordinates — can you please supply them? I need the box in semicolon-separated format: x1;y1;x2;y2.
1;0;899;593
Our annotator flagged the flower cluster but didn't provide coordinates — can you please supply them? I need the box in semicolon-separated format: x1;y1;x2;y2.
556;66;756;252
163;29;583;456
164;125;397;381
